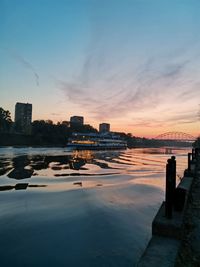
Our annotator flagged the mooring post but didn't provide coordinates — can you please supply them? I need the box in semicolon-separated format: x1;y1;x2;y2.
165;158;176;219
192;149;195;161
188;153;192;172
171;156;176;202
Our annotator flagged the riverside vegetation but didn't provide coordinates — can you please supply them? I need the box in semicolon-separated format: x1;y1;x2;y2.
0;106;195;147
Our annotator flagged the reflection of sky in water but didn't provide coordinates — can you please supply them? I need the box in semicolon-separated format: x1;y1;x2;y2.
0;147;191;266
0;147;189;191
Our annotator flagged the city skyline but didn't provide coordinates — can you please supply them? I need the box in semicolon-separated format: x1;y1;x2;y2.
1;0;200;138
12;101;111;133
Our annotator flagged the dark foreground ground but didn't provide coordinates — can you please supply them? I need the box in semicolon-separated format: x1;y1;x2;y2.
176;152;200;266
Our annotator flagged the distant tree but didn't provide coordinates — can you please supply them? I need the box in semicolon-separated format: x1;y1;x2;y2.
45;120;53;125
70;123;98;133
31;120;70;145
61;121;70;127
0;107;12;133
81;124;98;133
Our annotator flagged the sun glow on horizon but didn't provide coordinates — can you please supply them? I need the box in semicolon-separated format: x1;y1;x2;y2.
1;0;200;138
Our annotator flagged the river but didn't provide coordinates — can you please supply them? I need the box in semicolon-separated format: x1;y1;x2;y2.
0;147;191;266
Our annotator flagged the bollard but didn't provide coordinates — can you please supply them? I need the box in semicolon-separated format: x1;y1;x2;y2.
192;149;195;161
171;156;176;199
188;153;192;172
165;157;176;219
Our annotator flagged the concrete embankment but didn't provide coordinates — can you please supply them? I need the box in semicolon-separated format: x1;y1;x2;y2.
176;150;200;266
137;148;200;267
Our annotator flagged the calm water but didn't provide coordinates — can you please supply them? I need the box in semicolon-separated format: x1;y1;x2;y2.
0;147;190;266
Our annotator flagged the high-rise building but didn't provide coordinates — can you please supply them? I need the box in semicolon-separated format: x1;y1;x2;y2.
70;116;84;126
15;102;32;134
99;123;110;133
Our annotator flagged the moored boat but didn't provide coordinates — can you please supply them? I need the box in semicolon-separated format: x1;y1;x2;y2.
67;133;127;150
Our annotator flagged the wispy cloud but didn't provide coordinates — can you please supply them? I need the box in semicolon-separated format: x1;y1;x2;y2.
51;112;60;116
129;109;199;130
3;48;39;86
178;83;200;100
55;10;200;125
57;53;195;121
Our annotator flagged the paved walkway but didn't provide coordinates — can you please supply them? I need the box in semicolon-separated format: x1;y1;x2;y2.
176;153;200;267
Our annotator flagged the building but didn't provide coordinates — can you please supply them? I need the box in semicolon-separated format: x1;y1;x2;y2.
99;123;110;133
70;116;84;126
15;102;32;134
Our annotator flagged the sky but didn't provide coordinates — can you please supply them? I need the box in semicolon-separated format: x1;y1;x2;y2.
0;0;200;138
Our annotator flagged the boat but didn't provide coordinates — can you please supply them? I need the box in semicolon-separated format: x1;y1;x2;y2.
67;133;127;150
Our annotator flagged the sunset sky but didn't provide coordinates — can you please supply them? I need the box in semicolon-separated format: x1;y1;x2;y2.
0;0;200;137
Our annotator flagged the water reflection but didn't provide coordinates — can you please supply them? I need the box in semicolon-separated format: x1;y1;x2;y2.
137;147;183;155
0;183;47;191
0;147;190;192
0;150;121;180
0;147;191;267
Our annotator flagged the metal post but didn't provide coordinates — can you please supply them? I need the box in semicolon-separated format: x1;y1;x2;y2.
165;158;175;219
171;156;176;203
188;153;192;172
192;149;195;160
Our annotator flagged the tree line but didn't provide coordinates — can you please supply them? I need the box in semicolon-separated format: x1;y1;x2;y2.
0;107;197;147
0;107;97;145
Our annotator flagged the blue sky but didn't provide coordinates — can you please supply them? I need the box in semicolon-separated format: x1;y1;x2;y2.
1;0;200;137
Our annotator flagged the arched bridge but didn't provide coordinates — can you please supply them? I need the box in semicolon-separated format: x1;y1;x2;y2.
155;132;196;141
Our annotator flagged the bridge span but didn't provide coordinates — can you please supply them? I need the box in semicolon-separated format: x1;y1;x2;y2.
155;131;196;142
